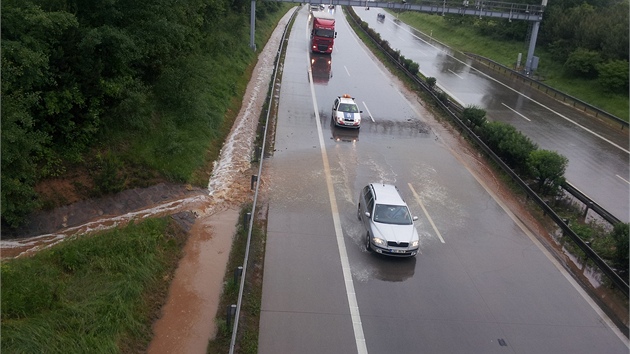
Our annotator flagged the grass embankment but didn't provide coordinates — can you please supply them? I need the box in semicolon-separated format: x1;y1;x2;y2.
394;11;629;121
1;218;186;352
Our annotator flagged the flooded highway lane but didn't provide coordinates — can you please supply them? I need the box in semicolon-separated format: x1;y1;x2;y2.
258;6;628;354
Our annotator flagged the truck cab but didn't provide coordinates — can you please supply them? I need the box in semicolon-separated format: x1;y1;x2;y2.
310;12;336;54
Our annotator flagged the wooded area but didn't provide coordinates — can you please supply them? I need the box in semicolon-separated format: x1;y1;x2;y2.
1;0;284;228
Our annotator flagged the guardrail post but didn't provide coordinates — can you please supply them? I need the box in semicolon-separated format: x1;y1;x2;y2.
226;304;237;329
251;175;258;190
234;266;243;284
583;202;593;218
243;212;251;227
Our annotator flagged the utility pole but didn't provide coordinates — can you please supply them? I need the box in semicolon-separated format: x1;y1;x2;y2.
250;0;256;51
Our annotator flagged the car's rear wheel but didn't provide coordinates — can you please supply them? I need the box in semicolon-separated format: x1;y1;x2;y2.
365;233;372;252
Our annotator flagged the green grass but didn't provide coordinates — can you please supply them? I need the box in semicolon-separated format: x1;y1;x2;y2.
1;218;187;353
206;206;266;354
394;11;629;121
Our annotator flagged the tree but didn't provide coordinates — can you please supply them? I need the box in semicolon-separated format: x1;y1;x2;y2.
527;149;568;196
564;48;602;78
1;1;78;226
597;60;629;93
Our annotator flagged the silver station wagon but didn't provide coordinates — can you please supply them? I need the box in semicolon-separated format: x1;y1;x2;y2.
357;183;420;257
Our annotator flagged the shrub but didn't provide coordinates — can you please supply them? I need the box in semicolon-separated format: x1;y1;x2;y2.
610;223;629;273
597;60;629;93
408;61;419;75
480;121;538;172
564;48;602;78
527;149;568;196
91;151;126;196
462;105;487;128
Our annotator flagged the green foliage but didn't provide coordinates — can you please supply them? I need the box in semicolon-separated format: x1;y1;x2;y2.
610;223;629;272
540;1;629;62
1;1;80;227
1;218;184;352
407;61;419;75
91;151;126;196
1;0;289;227
462;105;487;128
597;60;629;93
527;149;568;196
480;121;538;172
436;91;449;104
426;77;436;89
0;91;48;227
564;48;602;78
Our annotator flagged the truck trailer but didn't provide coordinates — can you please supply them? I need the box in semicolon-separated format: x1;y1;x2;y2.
310;12;336;54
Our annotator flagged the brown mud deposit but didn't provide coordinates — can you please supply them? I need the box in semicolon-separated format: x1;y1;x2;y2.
148;209;240;353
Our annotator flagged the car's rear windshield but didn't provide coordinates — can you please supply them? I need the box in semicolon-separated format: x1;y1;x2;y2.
373;204;412;225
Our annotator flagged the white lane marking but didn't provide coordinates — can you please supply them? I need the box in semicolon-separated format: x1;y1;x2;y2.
345;65;351;76
616;175;630;184
390;22;629;155
308;52;368;354
362;101;375;122
408;183;445;243
448;69;464;79
502;102;532;122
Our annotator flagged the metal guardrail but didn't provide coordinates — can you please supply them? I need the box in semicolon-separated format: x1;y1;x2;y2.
228;7;299;353
465;53;629;129
346;6;629;297
562;182;621;225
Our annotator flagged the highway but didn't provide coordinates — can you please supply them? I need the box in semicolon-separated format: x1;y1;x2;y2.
258;6;629;353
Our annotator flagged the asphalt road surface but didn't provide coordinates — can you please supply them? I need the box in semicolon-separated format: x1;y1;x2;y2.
258;6;628;354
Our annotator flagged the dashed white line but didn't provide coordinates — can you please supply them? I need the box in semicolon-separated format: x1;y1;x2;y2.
502;102;532;122
616;175;630;184
362;101;375;122
408;183;445;243
448;69;464;79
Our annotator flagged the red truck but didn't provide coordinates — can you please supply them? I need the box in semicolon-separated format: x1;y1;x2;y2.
310;12;336;54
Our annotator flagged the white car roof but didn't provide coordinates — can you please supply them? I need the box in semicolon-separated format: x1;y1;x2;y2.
371;184;406;206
